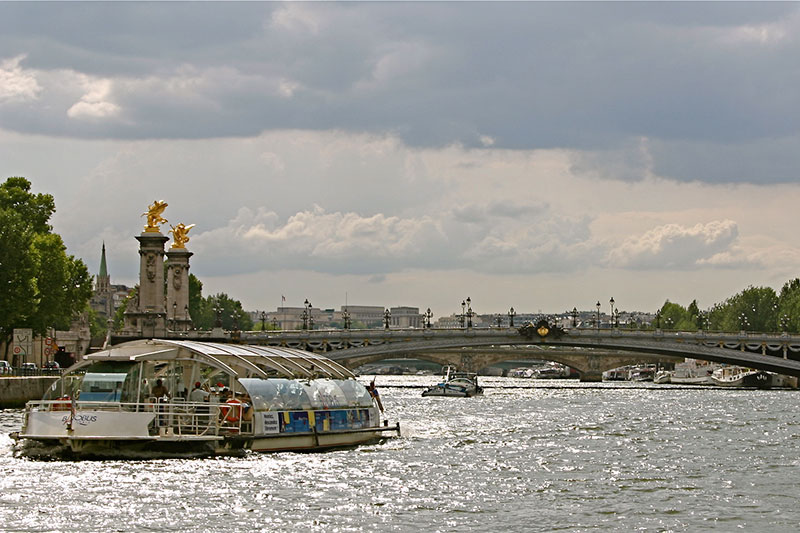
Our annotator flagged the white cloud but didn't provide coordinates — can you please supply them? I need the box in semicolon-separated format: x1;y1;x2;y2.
67;77;120;120
0;55;41;104
606;220;742;270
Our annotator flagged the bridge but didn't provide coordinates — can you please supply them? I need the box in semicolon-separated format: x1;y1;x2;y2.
116;322;800;381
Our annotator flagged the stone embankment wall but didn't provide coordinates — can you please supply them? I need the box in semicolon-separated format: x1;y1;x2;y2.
0;377;59;408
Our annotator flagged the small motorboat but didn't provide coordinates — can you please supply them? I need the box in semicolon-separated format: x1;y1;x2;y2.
422;366;483;397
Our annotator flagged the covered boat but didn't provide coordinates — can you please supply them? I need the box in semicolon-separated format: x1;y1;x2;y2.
13;339;399;458
421;366;483;398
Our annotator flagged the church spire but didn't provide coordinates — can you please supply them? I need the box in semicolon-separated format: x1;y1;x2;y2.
99;242;108;278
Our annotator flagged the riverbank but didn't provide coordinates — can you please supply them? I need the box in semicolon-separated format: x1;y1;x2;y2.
0;377;58;408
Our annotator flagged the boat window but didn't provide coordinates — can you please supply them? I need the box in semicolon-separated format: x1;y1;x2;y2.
80;373;128;402
337;380;375;408
309;379;348;408
238;378;314;410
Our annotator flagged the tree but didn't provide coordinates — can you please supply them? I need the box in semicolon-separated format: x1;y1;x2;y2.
0;177;92;359
777;278;800;333
708;285;778;332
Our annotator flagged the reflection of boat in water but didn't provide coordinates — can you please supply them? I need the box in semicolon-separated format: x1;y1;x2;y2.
13;339;399;458
422;366;483;397
509;367;535;378
710;366;771;388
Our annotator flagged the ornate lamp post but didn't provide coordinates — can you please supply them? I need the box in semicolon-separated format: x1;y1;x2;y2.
460;300;466;328
571;307;578;327
739;312;749;332
260;310;267;331
780;314;790;333
466;297;473;328
272;317;278;330
508;307;516;328
665;317;673;331
302;299;310;330
609;297;615;327
383;308;391;329
496;314;503;327
425;308;433;328
213;303;222;328
595;301;601;330
343;308;351;330
613;308;620;328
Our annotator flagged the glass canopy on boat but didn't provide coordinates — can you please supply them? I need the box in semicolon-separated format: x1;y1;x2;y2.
79;339;355;380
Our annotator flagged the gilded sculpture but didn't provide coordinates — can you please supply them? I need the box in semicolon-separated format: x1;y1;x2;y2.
169;223;195;249
142;200;168;232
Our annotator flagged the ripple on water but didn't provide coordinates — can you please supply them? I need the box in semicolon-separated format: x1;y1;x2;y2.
3;384;800;531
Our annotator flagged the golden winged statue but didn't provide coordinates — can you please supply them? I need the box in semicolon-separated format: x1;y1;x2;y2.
142;200;168;232
169;222;195;249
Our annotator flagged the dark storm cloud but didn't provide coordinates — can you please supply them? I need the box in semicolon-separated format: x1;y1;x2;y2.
1;2;799;183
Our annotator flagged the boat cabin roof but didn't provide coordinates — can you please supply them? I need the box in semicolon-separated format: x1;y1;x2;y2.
78;339;354;380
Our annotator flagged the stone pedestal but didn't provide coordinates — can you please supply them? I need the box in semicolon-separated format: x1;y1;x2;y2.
123;232;169;338
166;248;193;332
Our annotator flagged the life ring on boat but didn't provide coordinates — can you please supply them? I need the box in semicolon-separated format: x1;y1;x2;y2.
223;399;242;423
53;396;71;411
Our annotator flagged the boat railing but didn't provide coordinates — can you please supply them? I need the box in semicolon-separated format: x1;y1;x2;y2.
27;399;250;438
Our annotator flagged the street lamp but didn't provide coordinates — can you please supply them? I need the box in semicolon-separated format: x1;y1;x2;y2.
595;301;601;330
571;307;578;328
466;297;473;328
609;297;615;325
613;308;620;328
343;308;351;330
302;299;310;330
739;312;749;332
508;307;516;328
260;310;267;331
383;309;391;329
496;314;503;327
460;300;466;328
424;308;433;328
781;314;790;333
213;303;222;328
655;310;661;329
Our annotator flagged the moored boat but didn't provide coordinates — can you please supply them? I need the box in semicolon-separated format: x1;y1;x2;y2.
422;366;483;397
12;339;399;458
653;370;672;384
671;359;719;385
710;366;771;388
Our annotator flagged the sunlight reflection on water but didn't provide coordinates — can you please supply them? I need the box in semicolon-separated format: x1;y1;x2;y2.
2;378;800;531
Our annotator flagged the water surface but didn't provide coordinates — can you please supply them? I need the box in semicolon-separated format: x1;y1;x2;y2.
2;377;799;532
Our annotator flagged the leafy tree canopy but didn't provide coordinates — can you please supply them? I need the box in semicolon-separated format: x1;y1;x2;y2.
0;177;92;356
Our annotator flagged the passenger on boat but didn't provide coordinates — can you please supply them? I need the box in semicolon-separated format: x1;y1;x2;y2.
189;382;209;403
151;379;170;400
367;380;384;412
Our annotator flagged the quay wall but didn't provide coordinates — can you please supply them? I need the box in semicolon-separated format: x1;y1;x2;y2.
0;377;58;408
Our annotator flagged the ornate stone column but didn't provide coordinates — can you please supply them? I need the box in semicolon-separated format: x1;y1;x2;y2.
166;248;193;332
122;232;169;338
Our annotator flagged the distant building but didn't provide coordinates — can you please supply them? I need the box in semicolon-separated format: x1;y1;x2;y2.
389;307;422;328
89;243;132;325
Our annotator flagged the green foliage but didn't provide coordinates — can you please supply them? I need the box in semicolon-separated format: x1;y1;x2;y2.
0;177;92;345
113;287;137;332
708;286;778;332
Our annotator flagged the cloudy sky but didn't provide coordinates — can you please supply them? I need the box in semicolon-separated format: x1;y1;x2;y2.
2;2;799;317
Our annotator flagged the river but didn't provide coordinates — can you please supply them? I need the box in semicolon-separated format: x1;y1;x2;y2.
2;376;800;532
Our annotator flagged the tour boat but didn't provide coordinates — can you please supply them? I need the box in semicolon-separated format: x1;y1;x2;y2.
421;366;483;397
12;339;399;458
